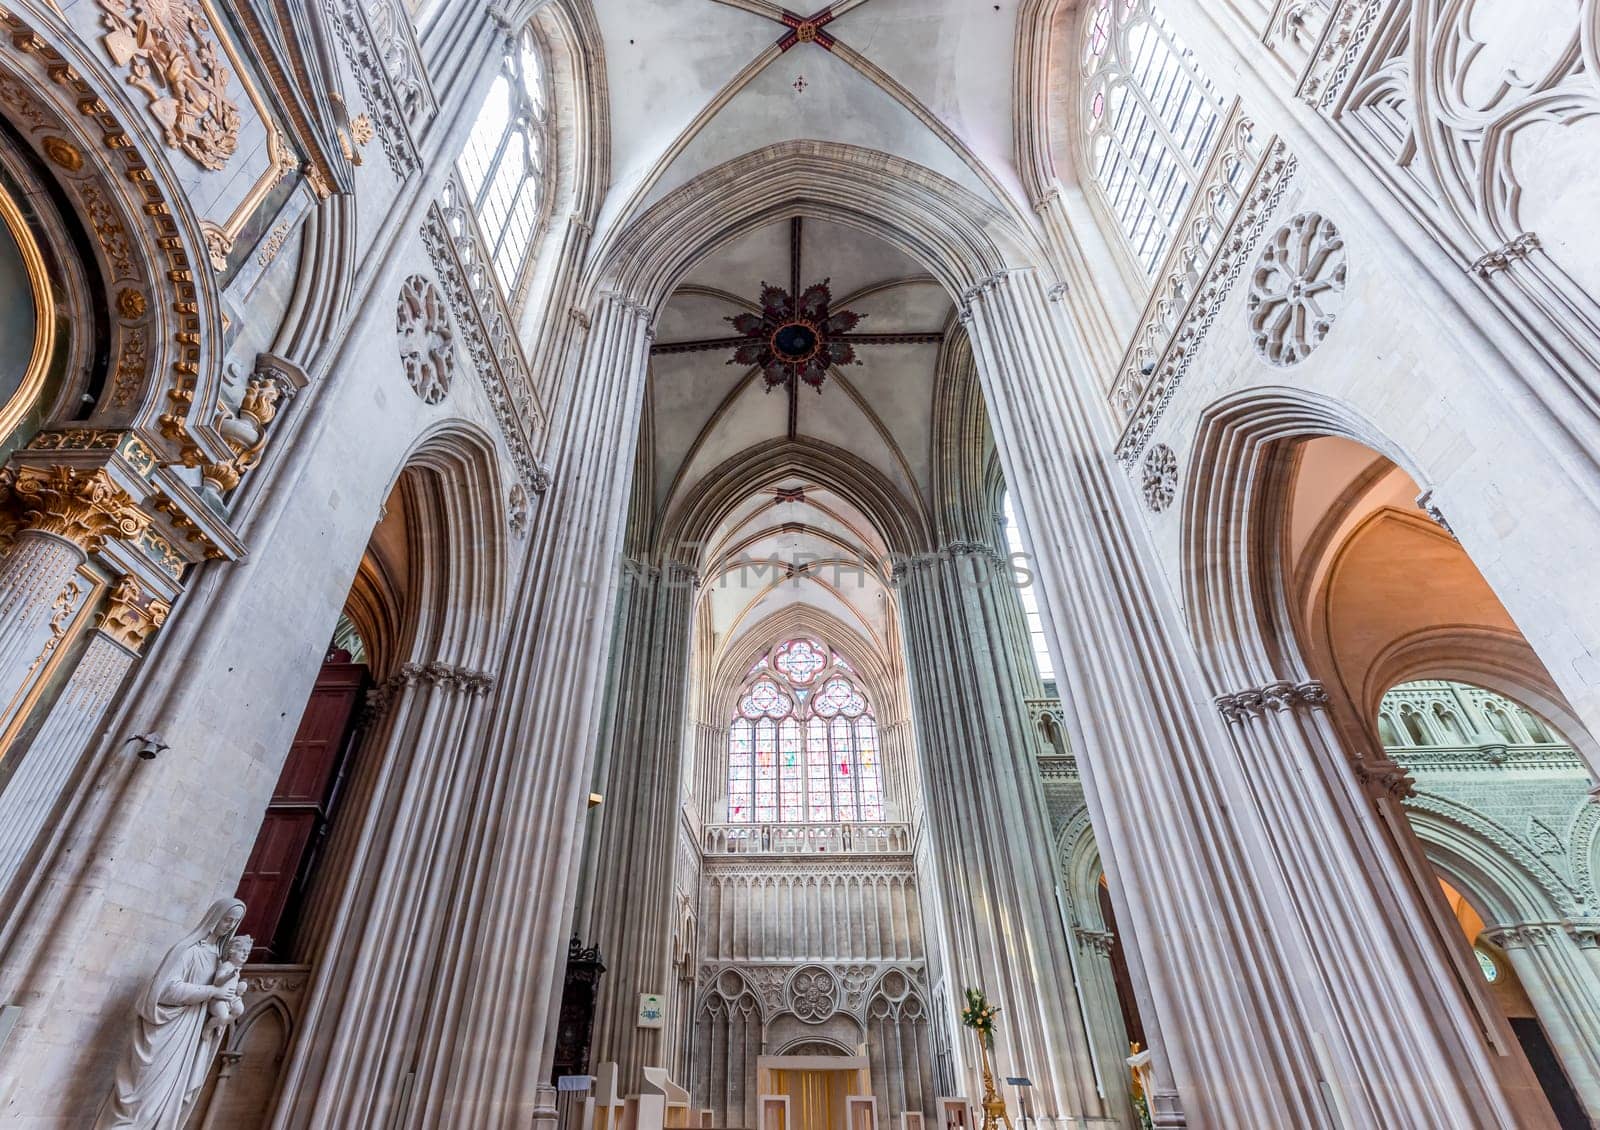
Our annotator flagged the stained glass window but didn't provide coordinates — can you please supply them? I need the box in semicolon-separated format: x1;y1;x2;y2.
458;25;550;296
1081;0;1224;273
726;640;886;824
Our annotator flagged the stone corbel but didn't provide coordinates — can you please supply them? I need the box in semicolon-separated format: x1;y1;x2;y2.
1351;756;1416;801
201;353;309;496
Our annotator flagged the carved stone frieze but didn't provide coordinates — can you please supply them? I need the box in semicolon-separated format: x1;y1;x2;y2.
97;0;242;170
396;275;455;405
1352;757;1416;801
322;0;424;177
1480;923;1557;951
1215;679;1330;723
363;660;497;722
1074;927;1116;957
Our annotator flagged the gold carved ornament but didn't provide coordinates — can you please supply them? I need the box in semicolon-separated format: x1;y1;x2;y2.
98;0;242;172
11;466;151;553
95;574;171;653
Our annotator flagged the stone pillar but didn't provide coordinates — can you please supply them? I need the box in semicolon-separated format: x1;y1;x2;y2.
0;468;149;734
578;557;696;1092
896;542;1110;1130
269;660;497;1128
961;267;1552;1127
388;292;653;1128
1481;923;1600;1123
1072;928;1135;1129
0;576;168;895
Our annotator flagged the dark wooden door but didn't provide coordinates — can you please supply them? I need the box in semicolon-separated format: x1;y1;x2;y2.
236;659;367;961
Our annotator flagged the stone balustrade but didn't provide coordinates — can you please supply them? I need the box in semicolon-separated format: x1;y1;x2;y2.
703;821;912;856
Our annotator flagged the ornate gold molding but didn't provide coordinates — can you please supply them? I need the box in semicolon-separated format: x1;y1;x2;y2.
95;574;171;653
11;466;150;553
0;176;57;444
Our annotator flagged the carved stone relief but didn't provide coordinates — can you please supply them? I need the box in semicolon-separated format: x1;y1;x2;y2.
1247;211;1347;366
98;0;241;171
396;275;455;405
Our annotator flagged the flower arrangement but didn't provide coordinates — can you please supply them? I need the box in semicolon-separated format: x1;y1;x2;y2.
960;987;1001;1049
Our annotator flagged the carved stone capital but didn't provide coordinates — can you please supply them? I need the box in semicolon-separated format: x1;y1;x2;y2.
9;466;150;554
94;574;171;654
1074;927;1116;957
1563;921;1600;950
1351;757;1416;802
1215;679;1328;723
1480;922;1555;950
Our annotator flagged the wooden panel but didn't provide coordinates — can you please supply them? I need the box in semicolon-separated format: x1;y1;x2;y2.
235;659;368;960
236;810;317;952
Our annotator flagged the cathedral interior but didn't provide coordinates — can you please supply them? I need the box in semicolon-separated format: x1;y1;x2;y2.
0;0;1599;1128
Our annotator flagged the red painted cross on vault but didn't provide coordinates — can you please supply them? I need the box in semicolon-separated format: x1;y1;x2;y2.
777;7;838;51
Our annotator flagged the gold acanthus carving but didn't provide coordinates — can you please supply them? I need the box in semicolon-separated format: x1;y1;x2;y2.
10;466;150;553
98;0;242;171
95;575;170;654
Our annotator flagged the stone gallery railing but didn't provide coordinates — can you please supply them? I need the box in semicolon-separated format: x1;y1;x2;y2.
703;821;912;856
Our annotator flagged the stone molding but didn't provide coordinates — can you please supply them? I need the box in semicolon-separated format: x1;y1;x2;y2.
698;959;927;1025
1214;679;1329;723
1297;0;1386;108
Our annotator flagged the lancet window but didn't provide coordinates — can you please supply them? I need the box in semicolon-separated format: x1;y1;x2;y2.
727;639;884;824
1081;0;1224;273
457;24;551;295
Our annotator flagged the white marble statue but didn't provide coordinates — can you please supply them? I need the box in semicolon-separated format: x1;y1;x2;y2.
97;898;247;1130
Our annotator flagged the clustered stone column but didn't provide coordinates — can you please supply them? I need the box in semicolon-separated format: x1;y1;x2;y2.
896;541;1109;1130
1479;922;1600;1124
0;575;169;894
268;658;498;1127
961;267;1555;1127
577;556;697;1091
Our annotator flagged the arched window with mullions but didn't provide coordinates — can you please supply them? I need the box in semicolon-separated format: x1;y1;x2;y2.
1082;0;1224;273
458;24;551;296
726;639;885;824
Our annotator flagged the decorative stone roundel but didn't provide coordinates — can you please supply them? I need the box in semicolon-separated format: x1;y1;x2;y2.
1247;212;1347;366
396;275;456;405
788;966;839;1023
1141;443;1179;512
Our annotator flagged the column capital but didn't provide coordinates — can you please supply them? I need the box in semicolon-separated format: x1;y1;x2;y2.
1073;927;1116;957
5;465;151;554
1351;757;1417;802
1564;920;1600;949
93;575;171;655
1480;922;1559;950
1215;679;1329;723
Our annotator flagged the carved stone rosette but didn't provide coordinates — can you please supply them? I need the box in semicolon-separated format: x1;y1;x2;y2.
396;275;456;405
